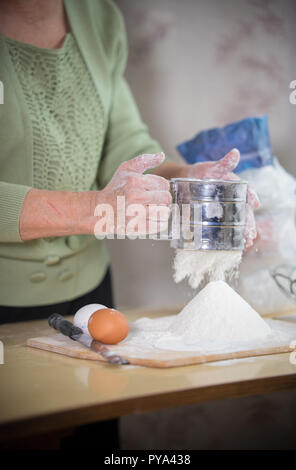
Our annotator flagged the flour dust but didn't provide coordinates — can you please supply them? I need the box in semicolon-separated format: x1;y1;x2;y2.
173;249;242;290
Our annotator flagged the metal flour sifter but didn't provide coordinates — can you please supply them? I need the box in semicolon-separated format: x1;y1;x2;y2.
166;178;248;251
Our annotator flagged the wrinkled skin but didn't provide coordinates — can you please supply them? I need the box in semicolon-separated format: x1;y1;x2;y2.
97;152;172;235
20;149;259;247
99;148;259;246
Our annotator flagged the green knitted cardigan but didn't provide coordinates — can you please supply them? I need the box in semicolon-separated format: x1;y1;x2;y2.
0;0;163;307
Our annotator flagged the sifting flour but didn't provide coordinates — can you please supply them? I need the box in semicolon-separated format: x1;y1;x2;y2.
173;249;242;290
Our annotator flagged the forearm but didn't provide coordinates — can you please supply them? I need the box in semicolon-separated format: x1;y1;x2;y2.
19;188;98;241
19;155;172;241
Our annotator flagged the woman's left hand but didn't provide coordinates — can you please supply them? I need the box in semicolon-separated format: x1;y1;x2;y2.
181;148;260;249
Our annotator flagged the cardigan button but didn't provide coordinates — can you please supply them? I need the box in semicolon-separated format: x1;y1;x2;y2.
66;235;80;251
30;272;47;283
58;270;74;282
44;255;61;266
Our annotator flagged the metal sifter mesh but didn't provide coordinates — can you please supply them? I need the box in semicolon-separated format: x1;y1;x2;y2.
169;178;247;251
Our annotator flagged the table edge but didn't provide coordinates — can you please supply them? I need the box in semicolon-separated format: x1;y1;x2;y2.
1;372;296;442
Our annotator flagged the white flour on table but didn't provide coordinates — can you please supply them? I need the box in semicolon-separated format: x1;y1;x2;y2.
126;281;282;354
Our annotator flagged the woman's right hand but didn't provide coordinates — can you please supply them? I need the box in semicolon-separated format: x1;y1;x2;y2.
93;152;172;237
19;153;171;241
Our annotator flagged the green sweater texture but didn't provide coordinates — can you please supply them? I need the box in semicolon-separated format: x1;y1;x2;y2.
0;0;164;307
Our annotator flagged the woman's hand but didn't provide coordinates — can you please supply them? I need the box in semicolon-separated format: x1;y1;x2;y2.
183;148;260;248
153;148;260;249
94;152;172;237
19;153;171;240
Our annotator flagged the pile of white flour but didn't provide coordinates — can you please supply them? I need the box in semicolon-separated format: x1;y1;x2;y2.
128;281;274;353
173;249;242;290
160;281;271;347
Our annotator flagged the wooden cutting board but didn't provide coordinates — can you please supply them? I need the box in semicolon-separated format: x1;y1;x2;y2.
27;318;296;368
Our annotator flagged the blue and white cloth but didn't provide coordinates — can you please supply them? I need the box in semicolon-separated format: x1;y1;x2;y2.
177;115;273;173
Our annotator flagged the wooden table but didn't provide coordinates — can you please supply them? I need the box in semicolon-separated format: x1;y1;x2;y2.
1;308;296;443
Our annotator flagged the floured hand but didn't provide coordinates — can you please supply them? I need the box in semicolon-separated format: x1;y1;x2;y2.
182;148;260;249
95;152;172;236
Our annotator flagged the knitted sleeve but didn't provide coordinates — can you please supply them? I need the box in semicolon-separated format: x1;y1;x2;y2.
96;3;169;189
0;182;31;242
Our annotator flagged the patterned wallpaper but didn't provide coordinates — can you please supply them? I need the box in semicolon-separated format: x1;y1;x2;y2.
109;0;296;310
112;2;296;449
117;0;294;171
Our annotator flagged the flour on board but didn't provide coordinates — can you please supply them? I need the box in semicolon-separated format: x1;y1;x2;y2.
160;280;271;346
128;281;274;353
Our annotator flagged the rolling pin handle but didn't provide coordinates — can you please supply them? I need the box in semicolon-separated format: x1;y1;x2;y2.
48;313;82;339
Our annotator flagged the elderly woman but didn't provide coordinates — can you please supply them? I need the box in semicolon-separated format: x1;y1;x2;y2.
0;0;258;448
0;0;258;321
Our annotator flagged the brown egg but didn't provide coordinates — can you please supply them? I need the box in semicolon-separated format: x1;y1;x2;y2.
88;308;129;344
